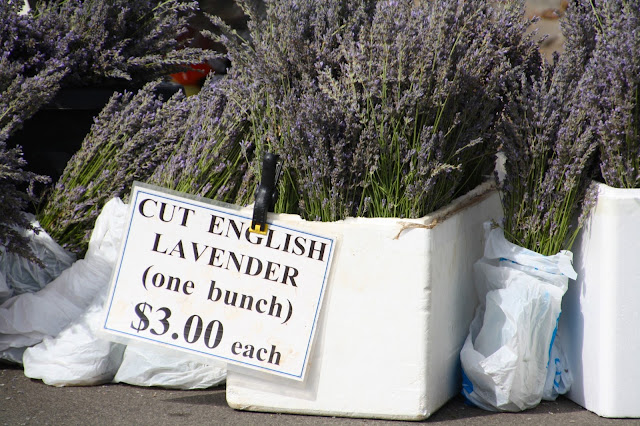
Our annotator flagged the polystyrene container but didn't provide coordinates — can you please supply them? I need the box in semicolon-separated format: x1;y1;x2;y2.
225;182;503;421
560;182;640;418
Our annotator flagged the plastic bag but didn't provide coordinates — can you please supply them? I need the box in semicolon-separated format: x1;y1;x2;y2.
0;198;127;355
460;223;576;412
0;347;26;364
113;343;226;389
542;334;573;401
23;301;126;386
17;197;226;389
0;214;76;304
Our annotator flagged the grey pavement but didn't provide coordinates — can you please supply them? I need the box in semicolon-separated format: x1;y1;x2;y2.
2;363;639;426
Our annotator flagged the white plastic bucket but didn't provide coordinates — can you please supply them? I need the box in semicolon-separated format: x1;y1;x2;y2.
226;182;503;420
560;182;640;418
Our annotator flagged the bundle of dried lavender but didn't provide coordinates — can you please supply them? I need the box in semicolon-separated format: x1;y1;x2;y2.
20;0;206;86
497;0;600;255
587;0;640;189
0;138;49;265
38;82;189;254
147;78;251;205
1;0;207;139
205;0;540;221
1;0;209;260
0;1;67;140
36;0;545;254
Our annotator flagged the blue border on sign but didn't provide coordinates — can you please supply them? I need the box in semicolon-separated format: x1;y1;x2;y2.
103;183;335;380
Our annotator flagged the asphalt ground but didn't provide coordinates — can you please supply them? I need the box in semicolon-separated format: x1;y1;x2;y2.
2;363;639;426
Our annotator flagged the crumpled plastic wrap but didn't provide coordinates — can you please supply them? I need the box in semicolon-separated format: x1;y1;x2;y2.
460;222;574;412
0;214;76;304
1;197;226;388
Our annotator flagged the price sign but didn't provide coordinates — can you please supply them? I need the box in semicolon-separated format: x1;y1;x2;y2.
103;183;335;380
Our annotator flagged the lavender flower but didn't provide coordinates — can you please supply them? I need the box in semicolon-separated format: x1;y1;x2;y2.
34;0;549;257
0;60;66;142
206;0;540;220
0;1;68;139
585;0;640;188
1;0;207;141
37;81;189;255
497;0;600;255
24;0;208;86
0;137;50;265
1;0;212;257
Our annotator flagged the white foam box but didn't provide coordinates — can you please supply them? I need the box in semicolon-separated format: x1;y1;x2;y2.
226;183;503;420
559;182;640;418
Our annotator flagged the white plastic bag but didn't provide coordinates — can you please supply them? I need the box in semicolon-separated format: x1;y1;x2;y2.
16;198;128;384
17;197;226;389
0;198;127;354
22;301;126;387
0;214;76;304
0;256;113;351
113;343;226;389
542;333;573;401
460;223;576;412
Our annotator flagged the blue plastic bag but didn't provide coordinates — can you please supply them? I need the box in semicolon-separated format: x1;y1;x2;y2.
460;223;575;411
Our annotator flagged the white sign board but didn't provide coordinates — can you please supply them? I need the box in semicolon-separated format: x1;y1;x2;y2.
103;183;335;380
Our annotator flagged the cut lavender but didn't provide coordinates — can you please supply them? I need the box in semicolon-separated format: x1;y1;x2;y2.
586;0;640;189
497;0;600;255
35;0;547;254
21;0;207;87
0;1;67;140
204;0;540;221
1;0;211;258
37;81;189;255
147;76;252;205
0;137;50;265
1;0;206;140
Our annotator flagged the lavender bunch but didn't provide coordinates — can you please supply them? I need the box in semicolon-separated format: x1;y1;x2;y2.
1;0;207;142
208;0;540;221
497;0;600;255
34;0;542;250
0;137;49;265
586;1;640;188
147;78;251;205
26;0;207;86
0;1;67;140
0;61;66;142
0;2;61;264
37;81;189;255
